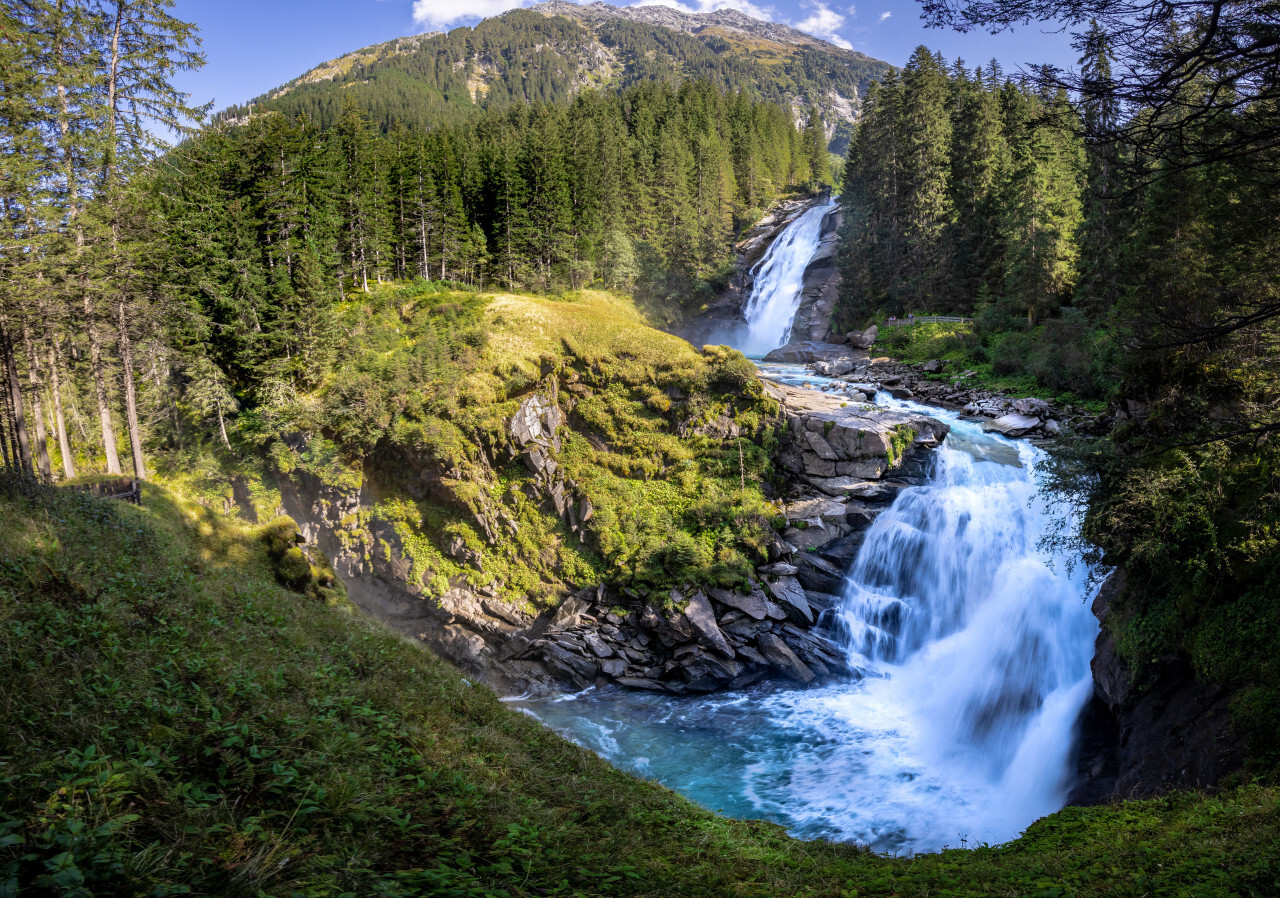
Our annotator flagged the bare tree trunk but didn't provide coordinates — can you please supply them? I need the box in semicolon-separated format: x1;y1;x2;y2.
47;335;76;478
0;387;12;470
217;404;230;449
20;318;52;479
85;294;122;473
117;298;146;479
0;316;32;476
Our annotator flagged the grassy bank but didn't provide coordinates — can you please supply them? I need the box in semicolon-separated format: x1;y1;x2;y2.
872;317;1112;412
1;475;1278;896
151;284;781;609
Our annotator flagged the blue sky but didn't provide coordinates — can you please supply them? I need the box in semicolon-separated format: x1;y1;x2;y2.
172;0;1078;114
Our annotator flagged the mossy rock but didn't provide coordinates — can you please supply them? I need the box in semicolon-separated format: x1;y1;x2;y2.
276;547;313;589
261;515;302;558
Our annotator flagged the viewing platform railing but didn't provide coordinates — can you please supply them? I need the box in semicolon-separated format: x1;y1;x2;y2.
882;316;973;327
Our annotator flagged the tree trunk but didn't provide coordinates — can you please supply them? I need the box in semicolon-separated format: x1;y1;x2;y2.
217;404;230;449
85;293;122;474
48;336;76;478
117;298;146;480
0;316;33;476
20;318;53;480
0;387;12;470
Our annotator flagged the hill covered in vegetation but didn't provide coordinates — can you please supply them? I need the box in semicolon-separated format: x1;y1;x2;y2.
219;4;891;153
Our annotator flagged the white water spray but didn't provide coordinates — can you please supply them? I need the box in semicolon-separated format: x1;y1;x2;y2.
736;199;836;357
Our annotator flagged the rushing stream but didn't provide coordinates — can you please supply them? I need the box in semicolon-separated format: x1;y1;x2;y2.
512;205;1099;854
512;398;1097;853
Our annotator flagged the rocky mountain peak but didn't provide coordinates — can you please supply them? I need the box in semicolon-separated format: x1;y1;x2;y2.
531;0;875;60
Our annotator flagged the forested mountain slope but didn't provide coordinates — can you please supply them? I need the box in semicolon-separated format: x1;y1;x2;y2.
219;4;891;152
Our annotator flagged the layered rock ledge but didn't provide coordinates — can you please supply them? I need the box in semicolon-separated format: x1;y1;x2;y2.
280;374;948;698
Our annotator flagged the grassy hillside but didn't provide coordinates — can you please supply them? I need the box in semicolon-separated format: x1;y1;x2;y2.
2;474;1280;895
154;284;780;611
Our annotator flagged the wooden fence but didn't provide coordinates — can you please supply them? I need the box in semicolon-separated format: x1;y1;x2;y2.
882;315;973;327
63;477;142;506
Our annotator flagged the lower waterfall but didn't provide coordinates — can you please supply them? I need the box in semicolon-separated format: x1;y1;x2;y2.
512;394;1098;854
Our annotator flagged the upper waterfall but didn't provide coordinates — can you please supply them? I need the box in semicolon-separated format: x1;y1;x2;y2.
736;198;837;357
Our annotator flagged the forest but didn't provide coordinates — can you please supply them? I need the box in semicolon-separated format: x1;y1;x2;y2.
0;0;831;484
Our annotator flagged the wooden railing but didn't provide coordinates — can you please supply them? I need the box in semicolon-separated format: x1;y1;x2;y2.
63;477;142;506
882;315;973;327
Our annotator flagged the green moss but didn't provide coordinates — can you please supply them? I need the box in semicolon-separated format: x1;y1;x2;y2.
887;425;917;467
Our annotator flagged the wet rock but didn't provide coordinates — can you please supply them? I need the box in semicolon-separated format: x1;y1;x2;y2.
600;658;628;677
792;552;846;594
757;633;815;683
813;358;856;377
616;676;671;692
762;574;815;624
681;589;735;658
709;586;775;621
985;413;1042;438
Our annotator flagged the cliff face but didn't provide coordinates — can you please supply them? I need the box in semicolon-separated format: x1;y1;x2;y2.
1068;571;1248;804
782;203;843;345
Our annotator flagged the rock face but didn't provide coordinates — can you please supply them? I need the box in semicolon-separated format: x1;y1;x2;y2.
783;202;843;344
1067;572;1247;805
276;368;951;699
764;379;949;500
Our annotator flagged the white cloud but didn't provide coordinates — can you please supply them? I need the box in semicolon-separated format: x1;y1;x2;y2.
412;0;532;29
877;10;890;22
795;4;852;48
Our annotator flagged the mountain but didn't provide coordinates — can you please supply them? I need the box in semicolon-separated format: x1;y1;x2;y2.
220;3;892;152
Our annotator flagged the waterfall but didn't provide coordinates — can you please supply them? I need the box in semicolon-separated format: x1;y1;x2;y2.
512;386;1097;855
736;199;836;357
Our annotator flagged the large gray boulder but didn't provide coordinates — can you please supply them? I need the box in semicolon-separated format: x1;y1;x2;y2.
847;325;879;350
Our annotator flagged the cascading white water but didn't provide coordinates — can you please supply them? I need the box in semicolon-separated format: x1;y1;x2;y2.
512;391;1099;854
735;199;837;357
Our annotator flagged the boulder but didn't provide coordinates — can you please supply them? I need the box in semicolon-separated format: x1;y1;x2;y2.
510;395;548;447
762;574;814;624
757;561;798;577
813;358;856;377
847;325;879;350
680;589;735;658
581;631;613;658
762;341;855;364
1011;397;1051;417
985;413;1043;438
922;359;948;374
599;658;628;677
757;633;815;684
709;586;777;621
